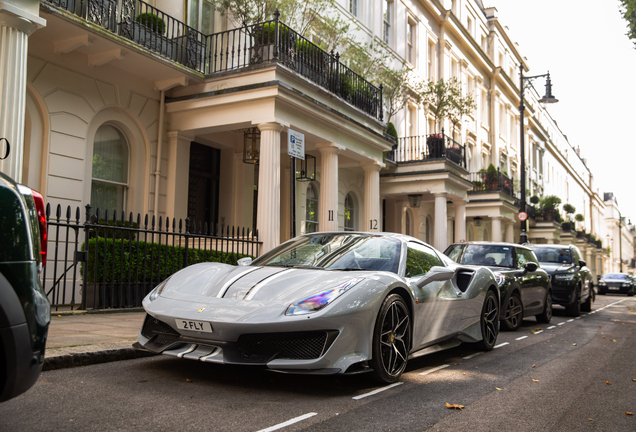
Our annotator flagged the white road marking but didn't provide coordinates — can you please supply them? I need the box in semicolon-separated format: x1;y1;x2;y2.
353;382;403;400
534;331;543;334
494;342;509;349
463;352;483;360
567;319;574;322
256;413;318;432
419;364;451;376
547;326;556;330
558;322;565;326
575;317;581;320
516;336;528;340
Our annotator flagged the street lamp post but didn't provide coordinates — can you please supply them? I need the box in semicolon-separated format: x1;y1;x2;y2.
518;65;558;244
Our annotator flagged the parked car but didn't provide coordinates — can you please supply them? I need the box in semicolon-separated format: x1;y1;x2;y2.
529;244;595;316
598;273;636;296
444;242;552;331
0;172;49;402
136;232;500;383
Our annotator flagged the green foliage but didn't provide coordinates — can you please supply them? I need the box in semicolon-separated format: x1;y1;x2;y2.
619;0;636;47
575;213;585;222
530;195;540;205
563;203;576;214
136;13;166;34
386;122;398;140
82;237;251;284
90;219;139;241
254;22;291;43
418;77;474;132
539;195;562;211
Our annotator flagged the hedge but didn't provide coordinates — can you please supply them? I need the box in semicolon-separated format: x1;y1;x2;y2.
82;237;252;284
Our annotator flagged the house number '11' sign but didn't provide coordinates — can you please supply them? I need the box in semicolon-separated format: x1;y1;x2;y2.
0;138;9;160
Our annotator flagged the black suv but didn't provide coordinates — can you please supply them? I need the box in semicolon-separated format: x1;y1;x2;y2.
0;171;49;402
529;244;594;317
598;273;635;296
445;242;552;331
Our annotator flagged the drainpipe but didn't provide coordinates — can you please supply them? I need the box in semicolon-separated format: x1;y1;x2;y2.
153;90;165;218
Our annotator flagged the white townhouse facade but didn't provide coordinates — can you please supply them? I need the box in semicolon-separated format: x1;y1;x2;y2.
0;0;629;286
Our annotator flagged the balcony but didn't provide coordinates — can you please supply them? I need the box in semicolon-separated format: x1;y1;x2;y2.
385;130;466;168
468;169;517;199
42;0;383;120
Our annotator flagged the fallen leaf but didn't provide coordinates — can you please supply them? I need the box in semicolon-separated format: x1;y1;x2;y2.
532;364;536;368
610;339;617;342
186;378;192;382
57;315;62;317
632;379;636;382
463;373;467;376
446;402;464;410
588;418;594;421
606;381;611;385
626;412;633;416
495;387;503;391
453;363;459;365
603;336;606;339
532;379;539;382
573;343;577;346
535;328;542;331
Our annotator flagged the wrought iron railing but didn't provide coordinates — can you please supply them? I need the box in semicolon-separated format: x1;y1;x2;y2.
45;0;207;71
384;129;466;167
468;168;516;198
43;204;261;311
201;12;383;120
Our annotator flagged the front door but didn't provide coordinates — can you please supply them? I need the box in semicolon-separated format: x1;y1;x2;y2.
187;142;220;231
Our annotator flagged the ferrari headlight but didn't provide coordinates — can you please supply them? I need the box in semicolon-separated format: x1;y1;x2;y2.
554;273;575;281
494;273;506;287
285;278;365;316
149;278;170;302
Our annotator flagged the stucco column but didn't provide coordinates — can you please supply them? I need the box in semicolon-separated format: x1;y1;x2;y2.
165;132;191;222
0;2;45;181
586;248;594;277
434;192;448;251
317;144;340;232
491;216;503;242
454;199;466;242
504;221;514;243
363;162;382;232
257;122;284;253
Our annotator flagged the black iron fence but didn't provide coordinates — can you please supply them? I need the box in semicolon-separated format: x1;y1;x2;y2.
385;129;466;168
44;204;261;311
468;168;516;198
45;2;383;120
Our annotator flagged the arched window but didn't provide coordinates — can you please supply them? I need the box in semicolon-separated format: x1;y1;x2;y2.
91;125;129;214
305;183;319;233
344;193;355;231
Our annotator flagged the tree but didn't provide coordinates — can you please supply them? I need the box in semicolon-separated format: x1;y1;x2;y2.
379;64;415;123
418;77;462;132
619;0;636;47
448;86;476;137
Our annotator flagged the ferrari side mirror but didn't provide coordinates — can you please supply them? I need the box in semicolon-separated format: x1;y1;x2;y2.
237;257;253;266
415;266;455;288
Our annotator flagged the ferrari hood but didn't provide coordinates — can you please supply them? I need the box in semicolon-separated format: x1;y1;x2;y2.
159;263;371;304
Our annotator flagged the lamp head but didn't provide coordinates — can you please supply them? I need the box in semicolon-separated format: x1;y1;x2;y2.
539;72;559;104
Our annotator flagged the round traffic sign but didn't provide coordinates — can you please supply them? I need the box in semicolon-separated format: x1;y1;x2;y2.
518;211;528;221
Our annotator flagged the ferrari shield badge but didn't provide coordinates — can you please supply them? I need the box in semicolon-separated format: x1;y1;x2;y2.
197;307;205;313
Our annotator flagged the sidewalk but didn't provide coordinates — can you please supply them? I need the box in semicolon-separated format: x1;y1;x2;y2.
44;310;155;371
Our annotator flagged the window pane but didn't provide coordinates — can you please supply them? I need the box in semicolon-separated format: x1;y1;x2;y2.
201;0;214;33
189;0;200;29
405;242;443;278
91;180;125;213
92;125;128;183
344;193;354;231
306;183;318;233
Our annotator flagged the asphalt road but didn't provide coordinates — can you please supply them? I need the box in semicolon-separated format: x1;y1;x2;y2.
2;295;635;432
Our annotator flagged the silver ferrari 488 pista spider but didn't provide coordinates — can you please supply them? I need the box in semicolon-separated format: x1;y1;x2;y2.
137;232;500;382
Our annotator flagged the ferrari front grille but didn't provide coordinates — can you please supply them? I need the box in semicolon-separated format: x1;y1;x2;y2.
237;330;338;361
141;314;180;346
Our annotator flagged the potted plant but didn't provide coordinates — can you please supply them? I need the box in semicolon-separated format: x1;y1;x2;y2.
125;13;172;58
426;133;444;158
539;195;562;222
251;22;294;64
563;203;576;221
530;195;540;205
485;164;498;191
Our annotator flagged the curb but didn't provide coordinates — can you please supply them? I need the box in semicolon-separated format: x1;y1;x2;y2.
52;308;145;317
43;347;156;371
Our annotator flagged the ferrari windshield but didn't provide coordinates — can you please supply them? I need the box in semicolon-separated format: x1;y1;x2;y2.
533;247;571;264
251;234;402;273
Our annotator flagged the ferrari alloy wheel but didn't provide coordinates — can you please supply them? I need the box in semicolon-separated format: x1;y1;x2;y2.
475;290;499;351
370;294;411;383
501;292;523;331
536;292;553;323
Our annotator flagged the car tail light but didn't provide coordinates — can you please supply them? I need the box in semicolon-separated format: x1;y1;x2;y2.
31;189;47;267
